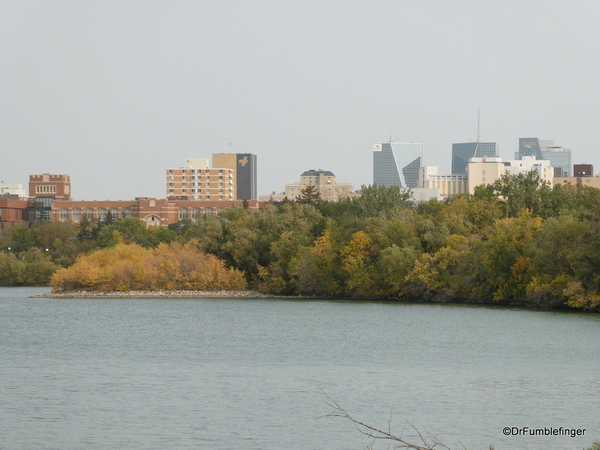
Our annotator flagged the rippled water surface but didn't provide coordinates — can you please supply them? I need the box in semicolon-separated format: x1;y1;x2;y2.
1;287;599;449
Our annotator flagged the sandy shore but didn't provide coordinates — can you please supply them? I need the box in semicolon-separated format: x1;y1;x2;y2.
32;290;306;299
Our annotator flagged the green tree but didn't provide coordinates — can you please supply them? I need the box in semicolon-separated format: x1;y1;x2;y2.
296;184;321;204
8;225;37;252
114;217;150;245
489;171;556;218
289;230;342;296
349;184;412;217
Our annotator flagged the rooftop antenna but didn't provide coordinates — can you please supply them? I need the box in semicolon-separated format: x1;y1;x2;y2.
475;109;480;156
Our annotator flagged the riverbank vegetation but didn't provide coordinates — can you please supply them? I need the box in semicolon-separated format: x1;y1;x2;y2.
2;173;600;310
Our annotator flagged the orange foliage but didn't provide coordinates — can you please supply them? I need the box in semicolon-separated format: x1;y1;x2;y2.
50;242;247;291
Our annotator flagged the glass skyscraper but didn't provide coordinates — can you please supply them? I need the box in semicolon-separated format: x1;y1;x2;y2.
516;138;571;177
373;142;422;189
451;142;499;175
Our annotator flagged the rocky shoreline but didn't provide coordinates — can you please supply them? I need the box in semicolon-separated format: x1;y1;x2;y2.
32;290;308;299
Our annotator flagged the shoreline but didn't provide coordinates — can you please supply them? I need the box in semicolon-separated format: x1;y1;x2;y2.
32;289;310;299
28;289;599;312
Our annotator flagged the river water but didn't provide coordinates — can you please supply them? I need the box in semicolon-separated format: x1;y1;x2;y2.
1;287;598;450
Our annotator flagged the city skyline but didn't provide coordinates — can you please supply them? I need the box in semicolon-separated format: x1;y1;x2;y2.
2;1;600;200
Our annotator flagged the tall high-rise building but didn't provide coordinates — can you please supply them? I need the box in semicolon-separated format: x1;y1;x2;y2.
167;153;257;201
166;159;234;201
373;142;422;189
451;142;499;175
213;153;257;200
516;138;572;177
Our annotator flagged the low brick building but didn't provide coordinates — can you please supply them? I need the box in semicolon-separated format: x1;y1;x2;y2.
51;197;265;227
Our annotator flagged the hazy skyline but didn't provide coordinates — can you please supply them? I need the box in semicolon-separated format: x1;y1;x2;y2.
2;1;600;200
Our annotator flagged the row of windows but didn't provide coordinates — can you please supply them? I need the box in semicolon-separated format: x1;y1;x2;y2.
35;185;57;194
169;182;231;188
59;208;131;221
168;175;232;181
178;208;225;219
168;169;230;175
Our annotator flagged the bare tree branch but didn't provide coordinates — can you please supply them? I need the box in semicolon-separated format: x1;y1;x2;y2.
319;388;494;450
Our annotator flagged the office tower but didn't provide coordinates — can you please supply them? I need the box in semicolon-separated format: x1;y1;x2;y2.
373;142;422;189
516;138;572;177
451;142;499;175
212;153;258;200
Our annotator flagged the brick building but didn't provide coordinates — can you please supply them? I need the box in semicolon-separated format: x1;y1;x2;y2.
167;154;257;201
28;174;71;199
166;158;235;201
51;197;265;227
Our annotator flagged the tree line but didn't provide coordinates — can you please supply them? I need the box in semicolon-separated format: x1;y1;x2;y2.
1;173;600;310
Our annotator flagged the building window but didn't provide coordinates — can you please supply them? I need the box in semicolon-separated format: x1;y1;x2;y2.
60;209;69;221
73;208;81;221
205;208;213;216
179;208;188;219
192;208;200;220
123;208;131;218
98;208;107;220
110;208;119;219
36;185;57;194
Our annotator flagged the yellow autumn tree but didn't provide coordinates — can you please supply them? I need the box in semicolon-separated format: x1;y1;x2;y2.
50;242;246;291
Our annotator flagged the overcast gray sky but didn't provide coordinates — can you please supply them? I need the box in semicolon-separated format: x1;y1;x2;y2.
2;1;600;200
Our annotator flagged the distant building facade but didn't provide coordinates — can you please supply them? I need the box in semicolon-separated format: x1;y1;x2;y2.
26;174;72;221
167;154;257;201
259;169;356;202
0;197;27;224
420;166;468;200
452;141;499;175
373;142;422;189
516;138;572;177
51;197;265;227
466;156;553;194
29;174;71;199
573;163;593;178
167;158;235;201
555;163;600;188
0;183;27;198
212;153;257;200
